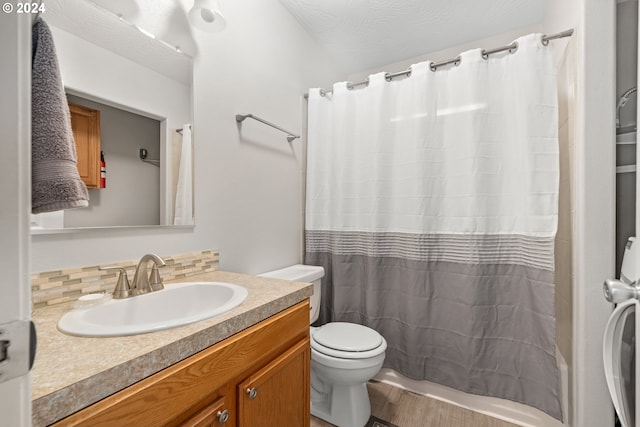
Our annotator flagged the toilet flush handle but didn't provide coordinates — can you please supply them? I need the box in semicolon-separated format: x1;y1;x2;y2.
246;387;258;400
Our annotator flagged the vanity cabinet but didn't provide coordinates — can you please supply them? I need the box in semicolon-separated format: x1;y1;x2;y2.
50;301;310;427
68;102;100;189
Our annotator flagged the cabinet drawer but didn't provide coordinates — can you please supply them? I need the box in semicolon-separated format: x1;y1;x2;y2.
183;396;233;427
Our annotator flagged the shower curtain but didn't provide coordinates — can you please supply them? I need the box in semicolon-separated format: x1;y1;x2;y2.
305;34;562;420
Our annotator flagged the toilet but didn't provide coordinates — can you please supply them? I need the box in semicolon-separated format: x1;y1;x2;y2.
259;264;387;427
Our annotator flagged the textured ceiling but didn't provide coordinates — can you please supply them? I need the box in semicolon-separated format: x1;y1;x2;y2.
43;1;546;83
277;0;546;73
43;0;193;84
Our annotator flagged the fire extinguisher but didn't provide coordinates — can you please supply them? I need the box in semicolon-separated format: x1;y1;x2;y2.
100;151;106;188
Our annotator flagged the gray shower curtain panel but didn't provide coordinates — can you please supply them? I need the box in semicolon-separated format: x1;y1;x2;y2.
305;232;562;420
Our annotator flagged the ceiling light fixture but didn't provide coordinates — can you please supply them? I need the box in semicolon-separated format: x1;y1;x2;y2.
188;0;226;33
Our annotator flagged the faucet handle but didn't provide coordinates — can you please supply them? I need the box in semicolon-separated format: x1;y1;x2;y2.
99;266;131;299
149;264;165;291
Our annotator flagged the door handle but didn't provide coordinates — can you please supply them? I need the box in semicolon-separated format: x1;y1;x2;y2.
0;320;36;383
603;279;639;303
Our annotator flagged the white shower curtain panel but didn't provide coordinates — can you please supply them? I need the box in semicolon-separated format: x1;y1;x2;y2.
305;34;562;420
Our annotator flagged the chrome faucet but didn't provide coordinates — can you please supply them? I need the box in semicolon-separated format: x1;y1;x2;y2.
98;254;167;299
131;254;167;295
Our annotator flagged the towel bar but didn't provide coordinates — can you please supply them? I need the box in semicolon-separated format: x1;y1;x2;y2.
139;148;160;167
236;113;300;142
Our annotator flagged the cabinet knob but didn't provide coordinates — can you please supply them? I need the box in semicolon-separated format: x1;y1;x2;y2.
246;387;258;400
216;409;229;424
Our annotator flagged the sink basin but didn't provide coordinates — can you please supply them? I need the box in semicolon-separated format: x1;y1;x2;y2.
57;282;248;337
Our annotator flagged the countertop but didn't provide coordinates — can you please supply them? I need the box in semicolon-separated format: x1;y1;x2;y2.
31;270;313;427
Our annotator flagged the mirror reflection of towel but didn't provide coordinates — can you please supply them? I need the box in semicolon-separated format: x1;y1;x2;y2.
31;18;89;214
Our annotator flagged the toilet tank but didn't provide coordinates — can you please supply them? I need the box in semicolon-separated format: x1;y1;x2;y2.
258;264;325;323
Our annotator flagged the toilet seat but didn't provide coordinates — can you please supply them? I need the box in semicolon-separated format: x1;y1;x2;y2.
311;322;386;359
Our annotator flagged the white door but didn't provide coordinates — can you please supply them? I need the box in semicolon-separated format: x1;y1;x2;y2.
0;12;34;427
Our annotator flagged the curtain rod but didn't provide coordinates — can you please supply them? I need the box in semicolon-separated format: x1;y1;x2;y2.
305;29;574;99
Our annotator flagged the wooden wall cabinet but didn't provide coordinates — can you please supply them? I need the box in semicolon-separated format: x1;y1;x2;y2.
68;103;100;189
51;301;310;427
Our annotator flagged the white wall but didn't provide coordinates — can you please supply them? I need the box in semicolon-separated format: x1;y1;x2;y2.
31;0;345;273
189;0;345;274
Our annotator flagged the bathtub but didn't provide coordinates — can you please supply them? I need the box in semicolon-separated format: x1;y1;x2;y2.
373;349;569;427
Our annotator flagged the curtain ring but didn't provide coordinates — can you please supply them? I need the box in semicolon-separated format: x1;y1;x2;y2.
509;41;519;54
385;72;392;82
481;50;489;60
346;82;354;90
541;35;550;46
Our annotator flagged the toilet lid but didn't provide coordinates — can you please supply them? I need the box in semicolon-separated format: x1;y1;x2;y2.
312;322;383;352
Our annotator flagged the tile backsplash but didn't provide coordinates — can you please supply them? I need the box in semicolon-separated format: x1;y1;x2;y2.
32;250;219;309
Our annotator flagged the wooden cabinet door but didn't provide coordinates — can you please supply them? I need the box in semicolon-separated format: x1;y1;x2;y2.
238;339;310;427
68;103;100;188
182;396;234;427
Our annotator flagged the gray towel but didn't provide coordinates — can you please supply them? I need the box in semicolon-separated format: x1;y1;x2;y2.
31;18;89;214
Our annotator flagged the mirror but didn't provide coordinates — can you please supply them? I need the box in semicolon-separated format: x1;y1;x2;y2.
31;0;194;232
